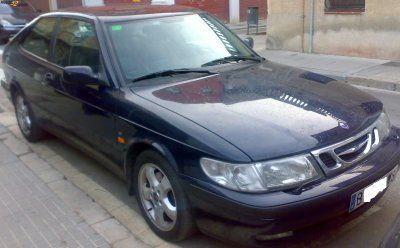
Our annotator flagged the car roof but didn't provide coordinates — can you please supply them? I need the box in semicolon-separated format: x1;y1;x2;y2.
57;4;200;17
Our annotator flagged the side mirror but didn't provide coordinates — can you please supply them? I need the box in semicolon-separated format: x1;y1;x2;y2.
243;37;254;49
63;66;105;86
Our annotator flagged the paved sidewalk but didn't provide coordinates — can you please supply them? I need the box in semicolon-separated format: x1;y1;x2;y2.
0;97;149;248
0;125;109;247
0;90;225;248
229;28;400;92
257;50;400;92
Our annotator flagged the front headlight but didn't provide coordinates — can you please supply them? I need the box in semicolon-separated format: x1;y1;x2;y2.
200;155;320;192
376;111;391;141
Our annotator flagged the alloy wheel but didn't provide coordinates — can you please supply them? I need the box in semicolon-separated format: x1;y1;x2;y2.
138;163;177;231
15;95;32;136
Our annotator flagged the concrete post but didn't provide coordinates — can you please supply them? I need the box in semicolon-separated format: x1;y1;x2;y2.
229;0;240;24
48;0;57;11
309;0;315;53
152;0;175;4
83;0;105;6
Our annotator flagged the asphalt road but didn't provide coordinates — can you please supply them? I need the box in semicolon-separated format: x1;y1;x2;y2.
0;43;399;247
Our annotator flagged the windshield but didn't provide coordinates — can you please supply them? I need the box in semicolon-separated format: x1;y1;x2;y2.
107;14;258;82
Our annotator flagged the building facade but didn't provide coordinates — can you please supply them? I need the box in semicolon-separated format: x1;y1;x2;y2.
267;0;400;60
106;0;267;22
27;0;267;23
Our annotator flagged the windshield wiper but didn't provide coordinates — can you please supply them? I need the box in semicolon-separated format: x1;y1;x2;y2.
132;68;214;83
201;55;265;67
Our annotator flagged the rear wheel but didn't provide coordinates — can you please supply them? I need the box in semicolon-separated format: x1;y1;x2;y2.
14;91;45;142
134;150;196;241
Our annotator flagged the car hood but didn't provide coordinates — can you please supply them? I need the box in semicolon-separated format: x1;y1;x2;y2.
131;62;382;161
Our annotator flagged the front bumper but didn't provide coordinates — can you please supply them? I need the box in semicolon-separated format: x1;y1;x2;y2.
182;127;400;245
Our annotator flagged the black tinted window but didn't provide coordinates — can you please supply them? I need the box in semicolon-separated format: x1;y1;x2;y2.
22;17;57;59
54;18;100;73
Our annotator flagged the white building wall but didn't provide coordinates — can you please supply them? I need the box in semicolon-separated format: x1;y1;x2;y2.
49;0;58;11
83;0;104;6
152;0;175;4
229;0;240;23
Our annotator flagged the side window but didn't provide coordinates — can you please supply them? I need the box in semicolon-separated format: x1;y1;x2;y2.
21;17;57;59
54;18;100;73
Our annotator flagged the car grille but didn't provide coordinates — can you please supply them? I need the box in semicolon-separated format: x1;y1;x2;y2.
312;125;381;175
318;152;337;168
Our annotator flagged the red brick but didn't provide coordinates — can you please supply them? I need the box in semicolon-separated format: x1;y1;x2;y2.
240;0;267;21
175;0;229;22
105;0;152;4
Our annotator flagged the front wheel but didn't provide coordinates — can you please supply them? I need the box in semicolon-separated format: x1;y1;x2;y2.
134;150;196;241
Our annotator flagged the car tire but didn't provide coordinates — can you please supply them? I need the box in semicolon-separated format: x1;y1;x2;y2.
133;150;196;242
13;90;45;142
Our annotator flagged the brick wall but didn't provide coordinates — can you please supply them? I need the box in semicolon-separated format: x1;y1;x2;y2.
57;0;83;9
240;0;267;21
28;0;50;12
105;0;152;4
105;0;230;22
175;0;229;22
103;0;268;23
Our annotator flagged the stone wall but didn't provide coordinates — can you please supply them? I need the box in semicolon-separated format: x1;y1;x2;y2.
267;0;400;60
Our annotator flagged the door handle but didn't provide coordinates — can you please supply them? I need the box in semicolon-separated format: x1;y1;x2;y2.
42;72;54;85
44;72;55;81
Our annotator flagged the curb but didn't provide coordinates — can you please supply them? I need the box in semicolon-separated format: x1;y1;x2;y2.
346;77;400;93
300;73;400;93
227;24;267;32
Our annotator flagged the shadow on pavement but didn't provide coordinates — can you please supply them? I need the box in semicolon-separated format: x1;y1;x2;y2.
36;135;397;248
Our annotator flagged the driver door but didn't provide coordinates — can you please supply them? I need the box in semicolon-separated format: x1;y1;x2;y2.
41;17;120;165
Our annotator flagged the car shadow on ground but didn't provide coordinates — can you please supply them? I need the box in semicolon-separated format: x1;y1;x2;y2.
41;135;233;247
38;135;389;248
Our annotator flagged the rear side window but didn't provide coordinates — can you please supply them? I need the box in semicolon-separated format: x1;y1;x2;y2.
21;17;57;59
54;18;100;73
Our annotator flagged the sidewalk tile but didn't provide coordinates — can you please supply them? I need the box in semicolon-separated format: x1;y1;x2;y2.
113;236;150;248
92;218;130;244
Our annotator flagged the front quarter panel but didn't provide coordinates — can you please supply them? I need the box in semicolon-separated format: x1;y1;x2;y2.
116;88;251;179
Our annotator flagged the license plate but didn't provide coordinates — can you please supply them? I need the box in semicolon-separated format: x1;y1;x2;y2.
349;165;398;212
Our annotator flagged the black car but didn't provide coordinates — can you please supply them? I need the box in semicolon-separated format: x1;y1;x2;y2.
1;4;400;246
0;1;39;42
